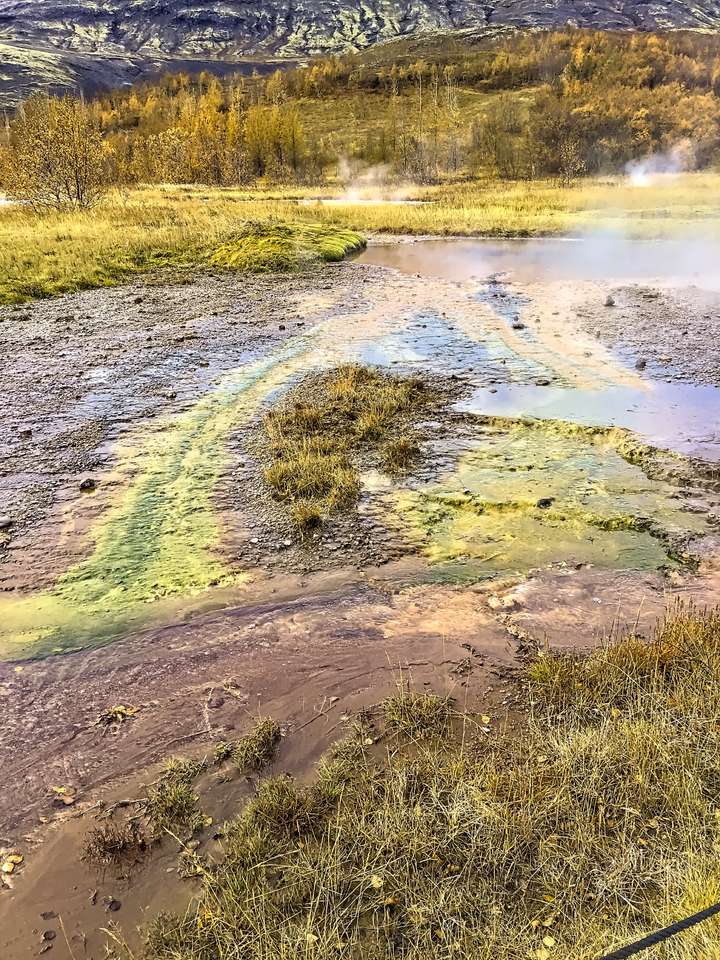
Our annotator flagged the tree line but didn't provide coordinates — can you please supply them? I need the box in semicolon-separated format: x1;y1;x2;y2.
3;29;720;207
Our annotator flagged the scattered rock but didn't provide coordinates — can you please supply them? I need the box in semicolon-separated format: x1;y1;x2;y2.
105;898;122;912
635;358;647;370
536;498;555;509
79;477;96;493
0;515;12;530
604;295;616;307
511;320;526;331
535;378;551;387
41;931;56;942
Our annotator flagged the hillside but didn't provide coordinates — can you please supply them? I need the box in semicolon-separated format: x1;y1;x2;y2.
3;0;720;104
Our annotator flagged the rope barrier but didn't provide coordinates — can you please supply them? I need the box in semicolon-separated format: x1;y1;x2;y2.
599;901;720;959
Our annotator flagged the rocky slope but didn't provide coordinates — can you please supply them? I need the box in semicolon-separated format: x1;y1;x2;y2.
2;0;720;104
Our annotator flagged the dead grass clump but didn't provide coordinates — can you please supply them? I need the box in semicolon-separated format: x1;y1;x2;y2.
82;819;149;867
143;757;206;840
138;606;720;960
263;364;431;534
529;602;720;713
382;435;422;473
382;689;453;738
232;718;282;772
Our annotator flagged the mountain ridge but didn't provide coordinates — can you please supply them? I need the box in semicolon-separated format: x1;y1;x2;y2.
2;0;720;105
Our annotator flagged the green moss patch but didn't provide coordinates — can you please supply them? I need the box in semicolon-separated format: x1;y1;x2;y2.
208;221;365;273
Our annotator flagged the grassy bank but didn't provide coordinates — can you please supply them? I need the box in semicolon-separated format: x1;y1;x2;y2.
0;193;364;303
109;605;720;960
3;172;720;304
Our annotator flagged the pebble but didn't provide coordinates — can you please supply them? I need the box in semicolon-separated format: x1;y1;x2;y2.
79;478;96;492
0;516;12;530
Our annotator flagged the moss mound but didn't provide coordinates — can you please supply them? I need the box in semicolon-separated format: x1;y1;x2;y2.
209;221;365;273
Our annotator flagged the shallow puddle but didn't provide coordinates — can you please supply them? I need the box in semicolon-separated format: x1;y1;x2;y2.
457;381;720;461
357;236;720;286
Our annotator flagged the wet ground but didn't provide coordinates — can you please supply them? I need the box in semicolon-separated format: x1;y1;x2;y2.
1;237;720;957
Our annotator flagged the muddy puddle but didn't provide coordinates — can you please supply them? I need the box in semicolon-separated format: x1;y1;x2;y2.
2;238;720;957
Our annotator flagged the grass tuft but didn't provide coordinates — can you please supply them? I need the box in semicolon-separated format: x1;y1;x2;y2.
263;364;431;534
208;220;365;273
382;434;422;473
382;688;453;738
232;718;282;773
82;819;149;867
143;757;206;840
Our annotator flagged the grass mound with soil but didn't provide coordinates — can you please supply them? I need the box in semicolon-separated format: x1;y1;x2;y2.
263;364;433;535
134;605;720;960
209;221;365;273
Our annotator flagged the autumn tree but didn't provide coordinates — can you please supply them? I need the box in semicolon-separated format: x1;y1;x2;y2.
2;93;110;210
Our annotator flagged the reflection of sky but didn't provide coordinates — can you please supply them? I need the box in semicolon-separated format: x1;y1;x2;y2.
456;381;720;460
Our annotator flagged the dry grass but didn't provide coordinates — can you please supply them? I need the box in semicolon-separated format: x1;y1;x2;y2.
263;364;430;534
231;718;283;773
382;435;422;473
142;757;206;840
82;819;149;867
0;190;363;304
382;689;453;738
4;173;720;305
132;604;720;960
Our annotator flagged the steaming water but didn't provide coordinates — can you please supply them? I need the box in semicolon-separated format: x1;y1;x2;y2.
357;237;720;287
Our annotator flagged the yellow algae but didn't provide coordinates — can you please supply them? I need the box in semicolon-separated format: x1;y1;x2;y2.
394;419;709;575
0;337;318;661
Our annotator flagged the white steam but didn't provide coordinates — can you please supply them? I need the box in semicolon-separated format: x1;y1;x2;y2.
625;139;696;187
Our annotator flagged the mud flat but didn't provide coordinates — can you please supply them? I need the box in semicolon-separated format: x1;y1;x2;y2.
1;240;719;957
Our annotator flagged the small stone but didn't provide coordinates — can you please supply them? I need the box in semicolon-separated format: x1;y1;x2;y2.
18;427;32;438
535;378;551;387
207;695;224;709
134;296;143;304
536;498;555;509
279;323;286;331
511;321;526;331
635;358;647;370
79;478;96;493
604;295;616;307
106;898;122;912
0;515;12;530
41;931;56;942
